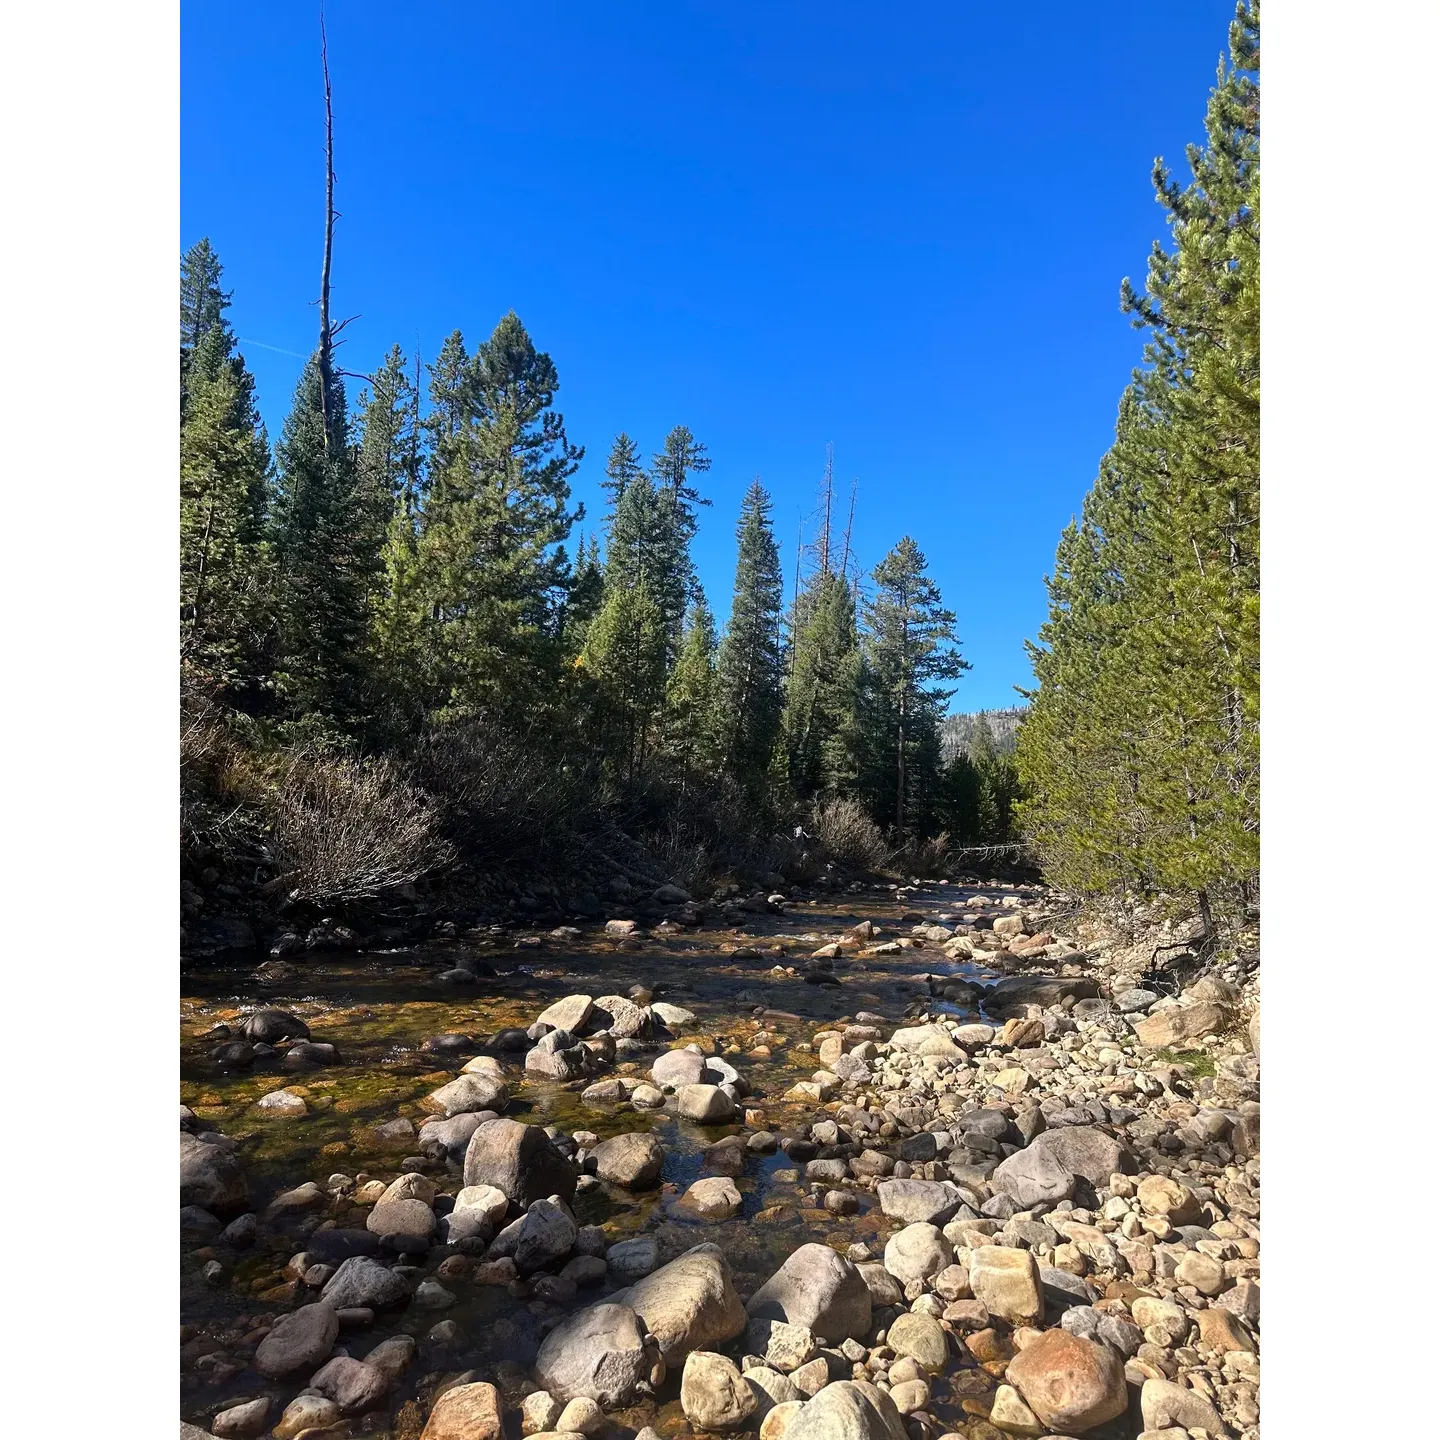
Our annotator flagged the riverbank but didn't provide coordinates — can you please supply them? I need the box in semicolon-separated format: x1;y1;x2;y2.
180;876;1259;1440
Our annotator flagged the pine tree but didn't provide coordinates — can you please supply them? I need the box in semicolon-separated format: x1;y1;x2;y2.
783;568;862;799
1017;0;1259;926
581;575;667;779
270;354;372;726
717;480;785;790
649;425;712;652
861;537;969;835
356;345;419;604
180;320;275;699
180;237;234;410
601;433;645;526
662;593;721;788
413;312;583;721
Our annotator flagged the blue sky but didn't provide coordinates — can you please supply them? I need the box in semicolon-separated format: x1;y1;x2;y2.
182;0;1235;711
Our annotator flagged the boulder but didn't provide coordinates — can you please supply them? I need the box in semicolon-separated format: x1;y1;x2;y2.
419;1112;489;1163
746;1318;819;1373
1133;1002;1231;1048
990;1145;1076;1207
588;994;650;1039
426;1072;508;1117
883;1223;952;1284
592;1131;665;1189
180;1133;248;1216
783;1380;908;1440
321;1255;411;1310
254;1302;339;1379
419;1381;503;1440
676;1083;736;1123
968;1246;1043;1326
1136;1175;1202;1225
875;1179;962;1226
886;1312;949;1371
607;1235;659;1282
282;1041;339;1070
242;1008;310;1043
682;1351;756;1431
887;1024;963;1060
612;1243;746;1361
533;1302;652;1407
462;1119;577;1207
746;1243;872;1343
1029;1126;1133;1185
984;976;1098;1015
512;1197;578;1273
677;1176;742;1219
210;1398;271;1438
1005;1327;1127;1431
537;995;595;1033
272;1395;341;1440
652;1049;709;1088
1139;1377;1226;1433
309;1355;390;1415
367;1196;435;1241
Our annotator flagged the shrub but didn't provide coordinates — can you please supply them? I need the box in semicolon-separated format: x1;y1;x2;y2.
271;753;454;903
812;798;888;872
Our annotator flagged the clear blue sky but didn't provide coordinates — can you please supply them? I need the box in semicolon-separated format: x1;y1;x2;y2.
182;0;1235;712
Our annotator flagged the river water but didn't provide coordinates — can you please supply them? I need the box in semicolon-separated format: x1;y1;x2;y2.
181;879;1041;1436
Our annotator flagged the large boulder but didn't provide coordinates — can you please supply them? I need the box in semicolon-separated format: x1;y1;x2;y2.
592;1131;666;1189
612;1243;746;1361
886;1024;963;1060
1139;1377;1227;1433
1029;1126;1133;1186
875;1179;962;1225
507;1197;577;1273
418;1112;490;1164
783;1380;908;1440
984;976;1099;1015
588;994;650;1039
682;1351;756;1432
1006;1327;1128;1431
308;1356;390;1415
536;995;594;1033
254;1302;339;1379
990;1145;1077;1207
746;1243;872;1343
462;1118;577;1207
425;1072;507;1118
242;1008;310;1043
677;1176;742;1219
886;1313;948;1372
651;1049;709;1088
419;1381;503;1440
533;1302;652;1407
883;1223;952;1284
968;1245;1043;1326
676;1083;736;1123
1134;1001;1231;1048
321;1255;411;1310
180;1133;248;1216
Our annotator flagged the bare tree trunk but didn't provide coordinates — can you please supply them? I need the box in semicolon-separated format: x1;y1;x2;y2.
318;5;337;453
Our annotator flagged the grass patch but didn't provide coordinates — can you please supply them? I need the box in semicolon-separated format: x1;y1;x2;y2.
1155;1047;1216;1078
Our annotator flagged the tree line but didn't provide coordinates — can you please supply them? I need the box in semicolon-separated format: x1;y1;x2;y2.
1016;0;1260;931
180;254;1016;893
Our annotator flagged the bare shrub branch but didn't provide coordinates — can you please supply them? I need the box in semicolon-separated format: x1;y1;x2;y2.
271;753;454;903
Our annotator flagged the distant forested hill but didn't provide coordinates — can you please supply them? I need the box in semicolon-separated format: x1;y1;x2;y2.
940;707;1025;759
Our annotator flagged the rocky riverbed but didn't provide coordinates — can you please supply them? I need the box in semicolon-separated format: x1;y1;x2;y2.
180;878;1259;1440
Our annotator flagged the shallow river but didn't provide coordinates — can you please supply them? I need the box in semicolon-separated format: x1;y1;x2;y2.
181;879;1042;1436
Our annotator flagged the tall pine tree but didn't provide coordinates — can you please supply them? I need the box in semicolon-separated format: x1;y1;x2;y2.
179;241;274;702
413;312;583;722
1017;0;1259;927
861;537;968;835
717;480;785;790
